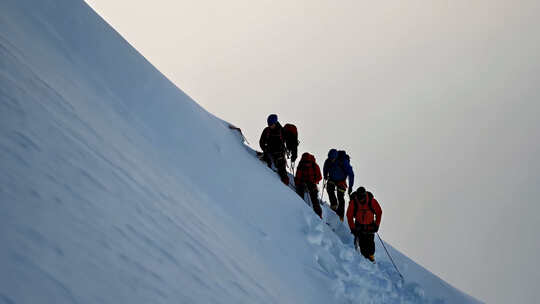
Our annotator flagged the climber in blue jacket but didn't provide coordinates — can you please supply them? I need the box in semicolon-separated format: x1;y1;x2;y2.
323;149;354;221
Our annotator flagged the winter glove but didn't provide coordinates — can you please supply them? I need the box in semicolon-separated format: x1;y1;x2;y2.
370;223;379;233
347;188;352;195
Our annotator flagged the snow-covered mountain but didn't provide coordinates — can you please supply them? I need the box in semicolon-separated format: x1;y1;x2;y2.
0;0;481;303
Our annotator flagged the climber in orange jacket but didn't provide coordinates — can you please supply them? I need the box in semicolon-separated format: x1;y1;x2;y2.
346;186;382;262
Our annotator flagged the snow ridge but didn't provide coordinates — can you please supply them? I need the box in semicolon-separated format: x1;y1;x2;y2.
0;0;480;303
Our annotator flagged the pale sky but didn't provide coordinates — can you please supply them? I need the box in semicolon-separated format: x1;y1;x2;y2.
85;1;540;303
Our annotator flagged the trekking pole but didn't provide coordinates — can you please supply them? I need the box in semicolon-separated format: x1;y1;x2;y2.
320;180;327;204
376;233;404;281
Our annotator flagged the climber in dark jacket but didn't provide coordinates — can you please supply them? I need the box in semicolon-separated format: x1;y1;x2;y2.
259;114;289;185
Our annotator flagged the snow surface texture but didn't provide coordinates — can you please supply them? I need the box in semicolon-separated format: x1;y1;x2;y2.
0;0;481;303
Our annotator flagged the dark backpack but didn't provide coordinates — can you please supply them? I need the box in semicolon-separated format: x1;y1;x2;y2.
282;124;298;150
337;150;350;173
337;150;350;162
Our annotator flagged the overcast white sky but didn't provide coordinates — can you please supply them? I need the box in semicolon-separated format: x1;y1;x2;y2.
85;1;540;302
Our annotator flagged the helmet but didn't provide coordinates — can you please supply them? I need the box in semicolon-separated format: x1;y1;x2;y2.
328;149;338;159
267;114;278;126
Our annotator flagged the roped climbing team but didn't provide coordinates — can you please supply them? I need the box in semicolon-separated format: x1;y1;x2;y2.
259;114;382;263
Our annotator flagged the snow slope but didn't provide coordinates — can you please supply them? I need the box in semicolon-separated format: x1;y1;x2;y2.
0;0;480;303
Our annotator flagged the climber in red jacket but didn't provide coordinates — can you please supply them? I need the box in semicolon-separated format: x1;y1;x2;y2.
346;187;382;262
294;152;323;218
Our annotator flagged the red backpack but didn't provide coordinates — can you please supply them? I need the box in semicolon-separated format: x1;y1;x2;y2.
352;192;376;221
282;124;298;150
296;153;322;184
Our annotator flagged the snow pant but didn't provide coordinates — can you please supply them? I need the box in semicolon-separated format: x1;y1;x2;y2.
263;151;288;184
327;181;346;218
354;232;375;259
296;182;322;218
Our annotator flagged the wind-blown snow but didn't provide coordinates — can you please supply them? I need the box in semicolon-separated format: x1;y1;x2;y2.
0;0;481;303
